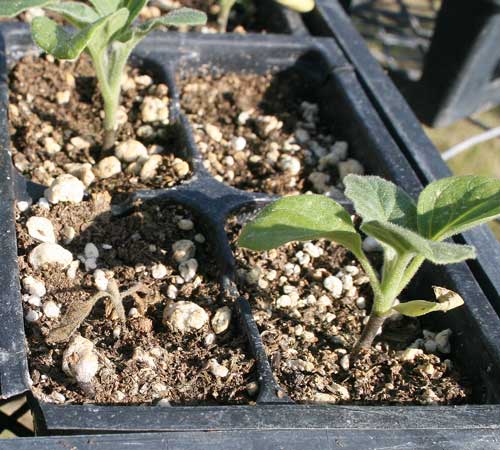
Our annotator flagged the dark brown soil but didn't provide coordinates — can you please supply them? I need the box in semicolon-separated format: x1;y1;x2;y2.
180;71;352;196
9;54;191;197
17;195;255;405
228;216;471;405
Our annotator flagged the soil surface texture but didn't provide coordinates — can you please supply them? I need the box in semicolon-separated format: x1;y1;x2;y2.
229;216;471;405
17;195;255;405
181;70;364;196
9;54;191;199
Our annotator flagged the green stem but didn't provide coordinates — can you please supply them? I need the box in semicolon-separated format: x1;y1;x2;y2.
376;252;414;315
89;43;132;151
396;255;425;296
89;48;116;149
355;251;383;301
218;0;237;32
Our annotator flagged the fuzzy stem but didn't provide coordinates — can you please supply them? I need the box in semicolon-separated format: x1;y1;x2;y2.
396;255;425;295
352;313;386;355
354;251;383;301
218;0;237;31
103;129;117;151
88;44;128;152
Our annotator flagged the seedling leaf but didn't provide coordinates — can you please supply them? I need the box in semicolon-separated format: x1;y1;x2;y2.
125;0;148;25
88;0;122;16
361;220;476;263
393;287;464;317
238;194;362;255
136;7;207;34
47;2;100;27
344;174;417;230
0;0;58;17
32;14;112;59
417;175;500;240
88;8;130;53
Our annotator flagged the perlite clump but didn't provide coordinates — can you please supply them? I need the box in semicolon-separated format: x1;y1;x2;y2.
0;1;207;150
238;174;500;353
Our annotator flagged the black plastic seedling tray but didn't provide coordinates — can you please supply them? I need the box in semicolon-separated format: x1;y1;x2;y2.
0;26;500;442
304;0;500;319
3;428;500;450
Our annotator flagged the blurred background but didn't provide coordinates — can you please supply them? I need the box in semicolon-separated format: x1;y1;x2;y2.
348;0;500;240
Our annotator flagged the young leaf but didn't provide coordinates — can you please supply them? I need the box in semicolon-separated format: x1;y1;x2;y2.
136;7;207;34
275;0;315;13
361;220;476;264
344;175;417;230
238;194;362;254
32;15;112;59
88;0;122;16
417;175;500;240
0;0;57;17
125;0;148;26
87;8;130;53
393;286;464;317
47;2;100;27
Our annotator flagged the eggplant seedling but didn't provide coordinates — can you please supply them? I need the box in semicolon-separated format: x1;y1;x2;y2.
238;175;500;353
217;0;314;32
0;1;207;150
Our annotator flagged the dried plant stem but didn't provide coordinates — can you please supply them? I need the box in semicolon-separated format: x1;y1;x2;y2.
47;280;148;344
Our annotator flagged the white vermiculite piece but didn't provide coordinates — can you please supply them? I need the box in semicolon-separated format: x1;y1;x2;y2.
172;240;195;263
207;359;229;378
29;243;73;269
94;269;108;291
151;263;168;280
43;300;61;319
163;301;208;333
22;276;46;297
211;306;231;334
323;275;343;298
62;335;99;384
45;174;85;204
94;156;122;179
179;258;198;282
115;139;148;162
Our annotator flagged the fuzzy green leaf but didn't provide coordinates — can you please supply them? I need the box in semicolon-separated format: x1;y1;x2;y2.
393;286;464;317
117;7;207;44
125;0;148;25
275;0;315;13
238;194;363;255
31;13;113;59
47;2;99;27
88;0;122;16
417;175;500;240
87;8;130;53
361;220;476;264
137;7;207;33
0;0;58;17
344;174;418;230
